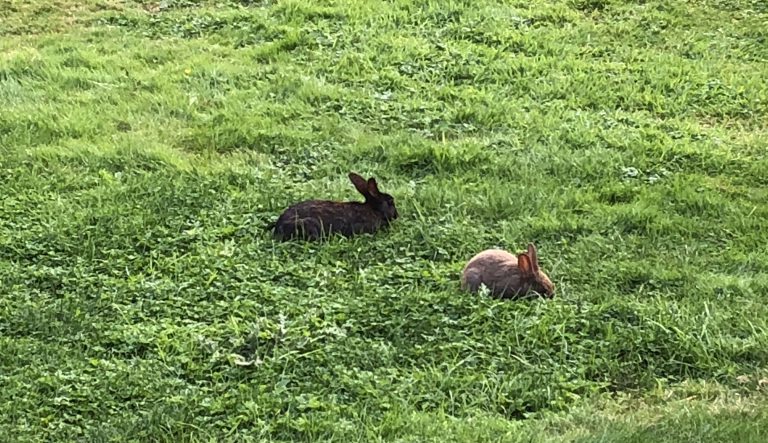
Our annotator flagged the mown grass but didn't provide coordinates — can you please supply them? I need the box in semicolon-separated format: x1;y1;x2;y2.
1;0;767;441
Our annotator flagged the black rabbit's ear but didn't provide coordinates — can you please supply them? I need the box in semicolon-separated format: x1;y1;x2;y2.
349;172;369;196
517;253;533;277
367;178;381;198
527;243;540;273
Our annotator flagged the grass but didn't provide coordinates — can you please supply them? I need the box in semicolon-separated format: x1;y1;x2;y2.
1;0;767;441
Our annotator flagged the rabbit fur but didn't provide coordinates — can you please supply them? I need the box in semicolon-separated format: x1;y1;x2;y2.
273;172;398;241
461;243;554;299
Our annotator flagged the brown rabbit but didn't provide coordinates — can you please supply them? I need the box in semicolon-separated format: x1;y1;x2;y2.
461;243;554;299
273;172;398;241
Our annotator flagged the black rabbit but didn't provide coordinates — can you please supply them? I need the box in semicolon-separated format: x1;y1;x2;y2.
273;172;399;241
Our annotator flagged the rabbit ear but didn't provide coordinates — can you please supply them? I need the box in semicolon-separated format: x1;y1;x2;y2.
517;253;533;277
527;243;540;273
367;177;381;198
348;172;370;197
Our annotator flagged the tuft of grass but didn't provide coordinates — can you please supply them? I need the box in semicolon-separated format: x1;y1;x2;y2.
1;0;767;441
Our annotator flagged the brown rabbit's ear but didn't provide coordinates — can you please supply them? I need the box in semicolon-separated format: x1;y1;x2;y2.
367;177;381;198
348;172;370;197
517;253;533;277
527;243;540;273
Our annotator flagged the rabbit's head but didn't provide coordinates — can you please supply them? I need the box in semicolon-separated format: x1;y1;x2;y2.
517;243;555;298
348;172;398;223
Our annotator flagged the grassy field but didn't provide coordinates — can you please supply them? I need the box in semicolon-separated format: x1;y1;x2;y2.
2;0;768;441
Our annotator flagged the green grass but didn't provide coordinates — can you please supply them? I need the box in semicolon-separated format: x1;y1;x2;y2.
1;0;768;441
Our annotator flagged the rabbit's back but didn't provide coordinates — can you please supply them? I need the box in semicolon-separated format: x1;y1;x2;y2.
461;249;524;298
275;200;383;240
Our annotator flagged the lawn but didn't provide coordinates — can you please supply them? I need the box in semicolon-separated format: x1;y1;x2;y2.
1;0;767;441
